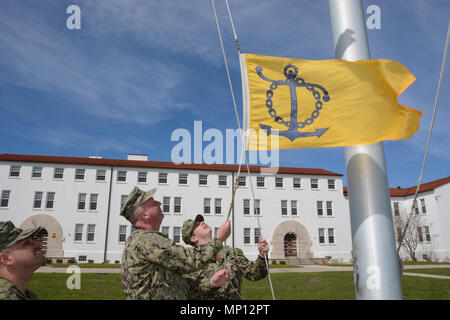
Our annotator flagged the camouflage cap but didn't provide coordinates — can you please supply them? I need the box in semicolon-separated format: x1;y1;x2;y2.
120;186;157;222
182;214;204;246
0;221;45;252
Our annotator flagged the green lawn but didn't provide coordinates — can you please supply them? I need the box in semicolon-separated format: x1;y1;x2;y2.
28;271;449;300
405;268;450;277
47;263;121;268
269;264;302;269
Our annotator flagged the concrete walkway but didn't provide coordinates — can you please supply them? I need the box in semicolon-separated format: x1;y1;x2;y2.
36;264;450;279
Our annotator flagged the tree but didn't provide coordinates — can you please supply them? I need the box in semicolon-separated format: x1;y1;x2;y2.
393;208;430;262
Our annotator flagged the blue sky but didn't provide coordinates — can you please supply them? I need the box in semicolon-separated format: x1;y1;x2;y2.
0;0;448;188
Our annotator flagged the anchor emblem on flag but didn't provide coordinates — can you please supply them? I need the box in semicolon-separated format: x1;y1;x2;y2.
256;64;330;141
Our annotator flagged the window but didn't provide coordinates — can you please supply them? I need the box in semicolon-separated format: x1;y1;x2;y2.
46;192;55;209
203;198;211;214
311;178;319;189
78;193;87;210
117;171;127;182
32;167;42;178
96;169;106;181
328;179;335;190
78;255;87;262
281;200;288;216
243;199;250;215
119;225;127;242
420;199;426;214
33;191;43;209
137;172;147;183
293;178;301;189
276;177;283;188
396;227;402;242
161;226;169;237
215;198;222;215
257;176;265;187
173;227;181;244
417;227;423;242
326;201;333;216
174;197;181;214
1;191;11;207
199;174;208;185
291;200;297;216
158;173;168;184
317;201;323;216
254;228;261;244
414;200;419;215
75;169;85;180
87;224;95;242
238;176;246;187
424;226;431;242
163;197;170;213
9;166;20;177
179;173;188;185
218;175;227;186
89;194;98;210
328;228;335;244
244;228;251;244
254;199;261;215
54;168;64;179
318;228;325;244
393;202;399;216
120;195;128;210
75;224;83;241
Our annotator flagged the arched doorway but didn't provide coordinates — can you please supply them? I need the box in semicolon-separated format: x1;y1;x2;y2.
271;220;312;260
20;214;64;257
284;233;297;257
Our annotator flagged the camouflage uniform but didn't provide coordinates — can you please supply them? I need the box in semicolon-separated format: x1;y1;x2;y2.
181;215;267;300
0;278;38;300
0;221;45;300
184;246;267;300
121;229;223;300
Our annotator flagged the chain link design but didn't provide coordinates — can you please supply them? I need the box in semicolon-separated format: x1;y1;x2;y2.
264;80;327;129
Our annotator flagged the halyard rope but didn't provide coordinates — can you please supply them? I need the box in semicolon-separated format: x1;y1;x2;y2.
397;20;449;255
211;0;275;300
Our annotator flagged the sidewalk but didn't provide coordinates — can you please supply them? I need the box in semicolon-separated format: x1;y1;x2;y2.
36;264;450;279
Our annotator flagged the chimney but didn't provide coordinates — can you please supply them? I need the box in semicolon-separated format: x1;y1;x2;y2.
127;154;148;161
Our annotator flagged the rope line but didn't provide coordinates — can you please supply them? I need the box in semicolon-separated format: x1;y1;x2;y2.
397;20;450;255
211;0;275;300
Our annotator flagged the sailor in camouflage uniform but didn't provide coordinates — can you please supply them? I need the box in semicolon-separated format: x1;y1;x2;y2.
120;187;231;300
0;221;46;300
182;215;269;300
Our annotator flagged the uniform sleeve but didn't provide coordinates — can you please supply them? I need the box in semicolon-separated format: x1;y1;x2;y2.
184;269;215;299
138;233;223;274
234;248;268;281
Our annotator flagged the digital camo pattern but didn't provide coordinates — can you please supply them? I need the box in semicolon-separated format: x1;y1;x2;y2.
121;229;223;300
184;246;268;300
0;278;38;300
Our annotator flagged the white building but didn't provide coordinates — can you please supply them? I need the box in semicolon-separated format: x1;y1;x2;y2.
0;153;448;263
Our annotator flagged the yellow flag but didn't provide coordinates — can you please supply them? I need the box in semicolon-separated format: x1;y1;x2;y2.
240;53;422;150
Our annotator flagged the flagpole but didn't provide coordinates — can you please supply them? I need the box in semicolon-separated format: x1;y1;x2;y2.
329;0;402;300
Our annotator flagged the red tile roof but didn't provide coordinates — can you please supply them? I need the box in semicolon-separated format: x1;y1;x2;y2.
0;153;342;176
343;176;450;197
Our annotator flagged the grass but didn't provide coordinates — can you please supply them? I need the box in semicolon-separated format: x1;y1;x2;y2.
269;264;303;269
404;268;450;277
28;271;449;300
29;273;125;300
47;263;121;268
